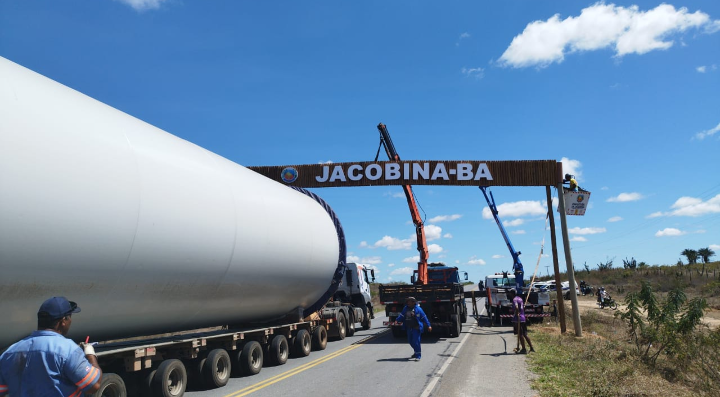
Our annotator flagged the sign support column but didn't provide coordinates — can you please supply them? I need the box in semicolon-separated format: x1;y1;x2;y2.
546;186;566;333
556;166;582;337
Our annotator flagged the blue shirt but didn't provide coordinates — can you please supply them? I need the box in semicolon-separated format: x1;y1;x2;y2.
396;304;431;332
0;330;100;397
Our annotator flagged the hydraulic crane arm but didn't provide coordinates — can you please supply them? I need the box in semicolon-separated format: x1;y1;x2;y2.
480;186;524;277
376;123;429;285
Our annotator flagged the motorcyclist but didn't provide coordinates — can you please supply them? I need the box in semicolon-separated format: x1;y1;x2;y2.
597;287;607;306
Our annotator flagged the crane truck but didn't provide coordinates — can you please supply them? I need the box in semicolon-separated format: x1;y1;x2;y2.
479;187;549;323
374;123;468;337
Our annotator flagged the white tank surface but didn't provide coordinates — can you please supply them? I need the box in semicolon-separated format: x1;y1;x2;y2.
0;57;340;348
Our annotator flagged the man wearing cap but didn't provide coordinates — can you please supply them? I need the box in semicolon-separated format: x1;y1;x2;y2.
395;297;432;361
0;297;102;396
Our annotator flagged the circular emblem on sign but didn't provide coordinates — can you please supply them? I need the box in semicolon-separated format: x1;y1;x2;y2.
281;167;298;183
577;195;584;203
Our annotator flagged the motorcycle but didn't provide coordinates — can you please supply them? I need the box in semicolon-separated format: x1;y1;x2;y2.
580;285;593;296
597;295;618;310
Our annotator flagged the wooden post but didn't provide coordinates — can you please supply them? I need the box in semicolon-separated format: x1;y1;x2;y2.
556;164;582;337
546;186;566;333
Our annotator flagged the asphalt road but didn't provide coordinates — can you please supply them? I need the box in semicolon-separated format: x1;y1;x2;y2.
187;296;536;397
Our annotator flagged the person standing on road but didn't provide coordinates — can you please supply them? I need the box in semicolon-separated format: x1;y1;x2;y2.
508;289;534;354
0;297;102;396
395;297;432;361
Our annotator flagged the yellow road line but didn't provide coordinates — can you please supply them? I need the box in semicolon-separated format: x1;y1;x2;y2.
223;344;361;397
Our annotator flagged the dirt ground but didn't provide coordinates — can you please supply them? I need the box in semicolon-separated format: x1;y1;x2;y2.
564;296;720;329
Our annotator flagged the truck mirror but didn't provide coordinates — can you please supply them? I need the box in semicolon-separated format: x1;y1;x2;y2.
463;272;468;280
411;275;416;284
371;269;375;282
346;269;353;286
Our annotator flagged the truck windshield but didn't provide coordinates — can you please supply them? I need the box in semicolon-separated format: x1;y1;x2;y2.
490;278;515;287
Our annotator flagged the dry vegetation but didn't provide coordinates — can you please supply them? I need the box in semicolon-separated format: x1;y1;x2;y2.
528;261;720;396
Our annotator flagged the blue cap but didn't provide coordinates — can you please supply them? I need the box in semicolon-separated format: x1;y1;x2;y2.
38;297;81;320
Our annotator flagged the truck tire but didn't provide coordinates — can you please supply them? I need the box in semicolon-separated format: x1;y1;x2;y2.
267;335;289;366
150;359;186;397
461;305;468;324
238;341;263;376
346;313;356;337
361;307;371;330
292;329;312;357
89;373;126;397
391;326;405;338
312;325;328;351
335;312;347;340
202;349;231;388
449;314;461;338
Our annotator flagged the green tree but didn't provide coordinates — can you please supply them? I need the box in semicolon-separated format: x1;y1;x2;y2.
698;247;715;263
623;257;637;270
681;249;699;265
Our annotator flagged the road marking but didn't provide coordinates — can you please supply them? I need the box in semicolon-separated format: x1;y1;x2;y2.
419;324;476;397
223;328;389;397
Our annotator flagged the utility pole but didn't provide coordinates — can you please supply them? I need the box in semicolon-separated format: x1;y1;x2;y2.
545;265;550;277
555;165;582;337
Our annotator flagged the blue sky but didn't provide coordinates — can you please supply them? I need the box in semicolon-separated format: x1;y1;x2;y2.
2;0;719;284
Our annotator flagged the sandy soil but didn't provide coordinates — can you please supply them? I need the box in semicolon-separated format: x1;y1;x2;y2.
563;296;720;329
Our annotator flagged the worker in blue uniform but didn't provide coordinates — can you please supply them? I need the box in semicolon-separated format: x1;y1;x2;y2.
395;296;432;360
0;297;102;396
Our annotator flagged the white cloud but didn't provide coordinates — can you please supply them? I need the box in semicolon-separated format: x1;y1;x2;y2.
561;157;583;182
655;227;687;237
347;255;360;262
424;225;443;241
608;216;623;222
403;256;420;263
428;214;462;223
503;218;525;227
650;194;720;217
387;263;396;267
372;235;413;250
428;244;444;254
498;3;717;68
467;256;486;265
511;230;526;235
359;241;369;248
443;233;453;239
492;254;505;259
697;66;707;73
571;236;588;242
460;32;471;39
461;67;485;79
694;122;720;140
390;267;414;275
482;200;547;219
360;256;382;265
607;192;644;202
569;227;606;235
710;244;720;250
318;160;334;164
115;0;169;11
384;191;406;198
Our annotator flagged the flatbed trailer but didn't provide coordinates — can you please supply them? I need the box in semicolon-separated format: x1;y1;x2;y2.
90;317;336;396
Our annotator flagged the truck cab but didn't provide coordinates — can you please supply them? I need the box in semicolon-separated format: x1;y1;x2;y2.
483;273;549;322
323;263;375;338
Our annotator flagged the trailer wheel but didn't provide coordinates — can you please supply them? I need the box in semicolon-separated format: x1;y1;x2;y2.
361;307;371;330
202;349;231;388
335;312;347;340
346;313;356;337
89;373;126;397
293;329;312;357
449;314;461;338
150;359;186;397
238;341;263;376
311;325;327;351
267;335;289;366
